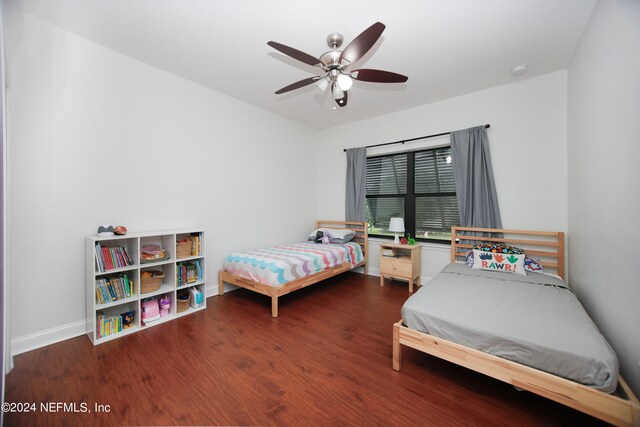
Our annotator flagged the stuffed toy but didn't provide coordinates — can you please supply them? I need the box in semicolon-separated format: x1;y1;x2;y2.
315;230;333;244
159;295;171;317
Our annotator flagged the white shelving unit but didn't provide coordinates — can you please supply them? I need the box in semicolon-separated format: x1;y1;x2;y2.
86;229;206;345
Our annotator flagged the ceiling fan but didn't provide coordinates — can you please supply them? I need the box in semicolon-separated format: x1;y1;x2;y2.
267;22;408;108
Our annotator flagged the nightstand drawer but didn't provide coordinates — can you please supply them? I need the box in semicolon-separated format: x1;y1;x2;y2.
380;257;412;276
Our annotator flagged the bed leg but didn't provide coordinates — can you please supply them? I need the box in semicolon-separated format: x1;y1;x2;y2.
271;295;278;318
393;323;401;371
218;271;225;295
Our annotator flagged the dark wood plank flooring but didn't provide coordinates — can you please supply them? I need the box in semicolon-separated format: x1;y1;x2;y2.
5;273;604;426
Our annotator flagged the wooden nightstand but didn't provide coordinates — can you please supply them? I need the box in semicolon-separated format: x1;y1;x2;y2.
379;243;421;292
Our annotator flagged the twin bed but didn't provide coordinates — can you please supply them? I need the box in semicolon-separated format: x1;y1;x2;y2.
394;226;639;426
218;222;638;425
218;220;367;317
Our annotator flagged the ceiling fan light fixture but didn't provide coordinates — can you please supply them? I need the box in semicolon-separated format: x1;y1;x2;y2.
333;83;344;100
315;77;329;94
337;73;353;91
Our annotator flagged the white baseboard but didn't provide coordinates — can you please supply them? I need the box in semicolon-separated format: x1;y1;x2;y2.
11;320;86;356
205;284;218;298
14;287;222;356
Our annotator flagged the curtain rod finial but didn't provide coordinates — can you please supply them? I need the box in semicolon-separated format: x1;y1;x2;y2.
485;124;491;128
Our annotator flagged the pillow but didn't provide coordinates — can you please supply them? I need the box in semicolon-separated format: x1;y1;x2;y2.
472;249;526;275
466;249;544;273
308;228;355;244
329;234;355;244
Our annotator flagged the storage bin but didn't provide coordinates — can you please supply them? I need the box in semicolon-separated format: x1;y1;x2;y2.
141;271;164;294
176;239;192;259
177;291;190;313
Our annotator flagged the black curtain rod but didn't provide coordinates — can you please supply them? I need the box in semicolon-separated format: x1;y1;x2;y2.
342;124;491;152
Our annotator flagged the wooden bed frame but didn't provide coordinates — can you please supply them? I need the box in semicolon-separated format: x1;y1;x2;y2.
393;226;640;426
218;220;368;318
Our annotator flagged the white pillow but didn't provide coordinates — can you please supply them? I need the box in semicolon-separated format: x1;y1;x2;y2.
308;228;355;240
472;249;526;276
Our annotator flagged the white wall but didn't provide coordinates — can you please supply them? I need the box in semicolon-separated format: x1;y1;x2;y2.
567;0;640;394
317;71;568;280
4;7;317;353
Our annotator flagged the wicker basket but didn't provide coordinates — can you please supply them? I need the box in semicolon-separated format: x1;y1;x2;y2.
176;292;190;313
176;239;192;259
140;271;164;294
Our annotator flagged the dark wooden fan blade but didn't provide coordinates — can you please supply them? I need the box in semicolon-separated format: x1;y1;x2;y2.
352;69;408;83
267;41;322;67
339;22;385;64
274;77;319;94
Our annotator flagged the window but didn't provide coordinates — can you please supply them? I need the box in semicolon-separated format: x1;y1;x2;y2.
365;146;460;242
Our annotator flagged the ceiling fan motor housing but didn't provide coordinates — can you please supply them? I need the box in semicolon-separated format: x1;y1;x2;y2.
320;51;342;69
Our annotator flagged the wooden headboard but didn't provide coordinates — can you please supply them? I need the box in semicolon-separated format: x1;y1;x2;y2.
451;226;565;279
316;220;368;275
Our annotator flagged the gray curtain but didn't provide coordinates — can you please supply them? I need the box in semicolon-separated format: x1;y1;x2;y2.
345;147;367;221
451;126;502;231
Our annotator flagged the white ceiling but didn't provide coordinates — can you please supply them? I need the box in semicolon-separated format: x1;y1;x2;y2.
6;0;596;129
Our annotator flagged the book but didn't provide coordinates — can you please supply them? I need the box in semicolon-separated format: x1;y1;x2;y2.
102;247;113;270
123;275;131;297
95;243;104;272
195;260;202;281
121;246;133;265
382;249;397;257
96;311;124;338
191;234;200;256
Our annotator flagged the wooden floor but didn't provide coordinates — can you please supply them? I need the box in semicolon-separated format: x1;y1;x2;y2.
5;273;604;426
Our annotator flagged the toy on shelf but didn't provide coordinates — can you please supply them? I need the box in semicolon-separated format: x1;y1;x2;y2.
159;295;171;317
122;311;135;329
97;225;114;237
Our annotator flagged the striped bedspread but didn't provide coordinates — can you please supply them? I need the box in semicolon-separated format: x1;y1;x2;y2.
223;242;364;287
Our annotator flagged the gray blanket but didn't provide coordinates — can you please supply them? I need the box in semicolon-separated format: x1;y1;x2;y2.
401;263;618;392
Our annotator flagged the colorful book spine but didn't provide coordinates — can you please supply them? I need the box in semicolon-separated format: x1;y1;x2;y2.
95;243;104;273
123;275;131;297
102;247;113;270
122;247;133;265
96;275;134;305
195;260;202;281
96;312;124;338
191;234;199;256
